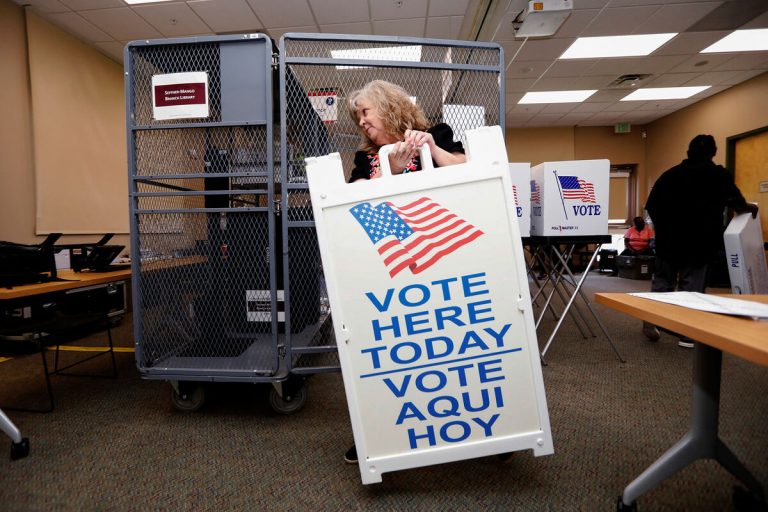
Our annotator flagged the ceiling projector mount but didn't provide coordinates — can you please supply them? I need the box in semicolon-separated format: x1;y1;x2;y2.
512;0;573;39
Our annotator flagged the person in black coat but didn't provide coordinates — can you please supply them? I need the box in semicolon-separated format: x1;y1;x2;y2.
642;134;758;347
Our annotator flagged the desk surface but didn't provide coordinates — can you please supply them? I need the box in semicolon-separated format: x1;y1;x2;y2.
595;293;768;367
0;268;131;300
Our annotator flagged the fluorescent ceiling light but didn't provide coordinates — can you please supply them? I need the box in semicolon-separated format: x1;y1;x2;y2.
124;0;174;4
701;28;768;53
330;45;422;69
620;86;711;101
519;90;597;104
560;33;677;59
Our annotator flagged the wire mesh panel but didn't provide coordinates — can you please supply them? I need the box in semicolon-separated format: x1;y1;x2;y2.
279;33;504;373
126;35;279;380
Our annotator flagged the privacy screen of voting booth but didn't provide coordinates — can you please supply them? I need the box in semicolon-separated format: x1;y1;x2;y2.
530;159;609;236
306;126;553;484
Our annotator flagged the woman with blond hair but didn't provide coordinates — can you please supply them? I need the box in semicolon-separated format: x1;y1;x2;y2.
347;80;466;183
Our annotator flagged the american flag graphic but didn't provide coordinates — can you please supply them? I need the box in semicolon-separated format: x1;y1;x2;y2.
530;180;541;204
349;197;484;278
512;185;519;206
557;175;596;203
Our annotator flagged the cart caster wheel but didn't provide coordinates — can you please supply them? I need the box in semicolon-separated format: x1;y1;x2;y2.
11;438;30;460
171;383;205;412
269;384;307;415
617;497;637;511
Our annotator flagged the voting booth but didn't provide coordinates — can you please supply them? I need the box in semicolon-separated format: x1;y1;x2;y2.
530;159;609;237
306;126;553;484
724;210;768;294
508;163;532;238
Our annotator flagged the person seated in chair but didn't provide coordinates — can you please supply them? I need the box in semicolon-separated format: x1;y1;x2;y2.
621;216;654;256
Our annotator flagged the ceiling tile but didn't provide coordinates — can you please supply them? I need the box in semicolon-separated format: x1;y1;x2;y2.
269;25;318;42
542;103;579;114
425;16;462;40
712;53;768;72
373;18;425;38
504;78;538;92
429;0;470;17
320;22;372;35
581;5;661;37
79;7;162;41
59;0;123;9
247;0;315;28
721;69;768;85
570;75;617;89
93;40;125;62
572;102;611;113
529;76;578;90
654;31;729;56
133;3;210;37
47;12;112;42
514;38;573;61
509;103;545;114
308;0;369;25
12;0;69;13
546;59;597;78
645;72;701;87
551;9;602;39
588;55;688;76
668;53;736;73
187;0;262;33
631;2;721;34
372;0;427;20
507;60;552;78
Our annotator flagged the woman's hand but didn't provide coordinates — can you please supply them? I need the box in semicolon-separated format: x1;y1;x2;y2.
387;138;418;174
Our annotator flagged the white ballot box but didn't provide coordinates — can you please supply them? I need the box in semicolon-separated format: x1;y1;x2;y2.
724;210;768;294
306;126;553;484
530;159;609;236
508;163;532;237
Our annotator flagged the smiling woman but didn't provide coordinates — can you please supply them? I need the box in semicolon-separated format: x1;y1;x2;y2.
347;80;467;183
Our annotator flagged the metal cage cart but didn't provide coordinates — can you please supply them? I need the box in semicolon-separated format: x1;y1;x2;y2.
126;34;322;413
126;32;504;414
279;32;505;374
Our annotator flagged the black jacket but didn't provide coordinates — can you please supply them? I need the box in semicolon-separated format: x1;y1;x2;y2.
646;158;748;266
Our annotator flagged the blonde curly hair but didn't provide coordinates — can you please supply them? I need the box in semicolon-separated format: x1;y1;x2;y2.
348;80;429;154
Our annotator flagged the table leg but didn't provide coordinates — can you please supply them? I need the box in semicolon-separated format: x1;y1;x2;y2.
621;343;765;507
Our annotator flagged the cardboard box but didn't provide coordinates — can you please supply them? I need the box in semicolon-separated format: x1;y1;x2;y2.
508;162;531;237
530;159;609;236
617;255;654;280
723;210;768;294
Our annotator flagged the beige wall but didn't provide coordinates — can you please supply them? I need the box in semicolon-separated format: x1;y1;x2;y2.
506;126;575;165
644;72;768;193
0;0;36;244
0;0;128;248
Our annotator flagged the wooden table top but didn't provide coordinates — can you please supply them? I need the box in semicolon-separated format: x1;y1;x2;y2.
595;293;768;367
0;268;131;300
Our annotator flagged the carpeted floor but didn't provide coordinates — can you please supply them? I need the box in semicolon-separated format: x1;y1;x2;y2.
1;272;766;511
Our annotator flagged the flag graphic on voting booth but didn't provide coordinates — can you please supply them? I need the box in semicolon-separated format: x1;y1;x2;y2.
306;126;553;484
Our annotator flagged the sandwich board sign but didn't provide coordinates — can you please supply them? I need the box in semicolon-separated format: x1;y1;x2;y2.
306;126;553;484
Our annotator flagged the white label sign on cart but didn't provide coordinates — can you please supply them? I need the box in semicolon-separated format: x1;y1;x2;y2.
306;126;553;484
151;72;209;121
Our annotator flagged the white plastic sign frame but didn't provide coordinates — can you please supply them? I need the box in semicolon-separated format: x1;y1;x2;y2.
306;126;553;484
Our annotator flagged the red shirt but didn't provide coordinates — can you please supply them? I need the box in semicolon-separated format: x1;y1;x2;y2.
624;225;654;252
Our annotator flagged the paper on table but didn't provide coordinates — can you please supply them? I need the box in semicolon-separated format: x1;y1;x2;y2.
629;292;768;320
